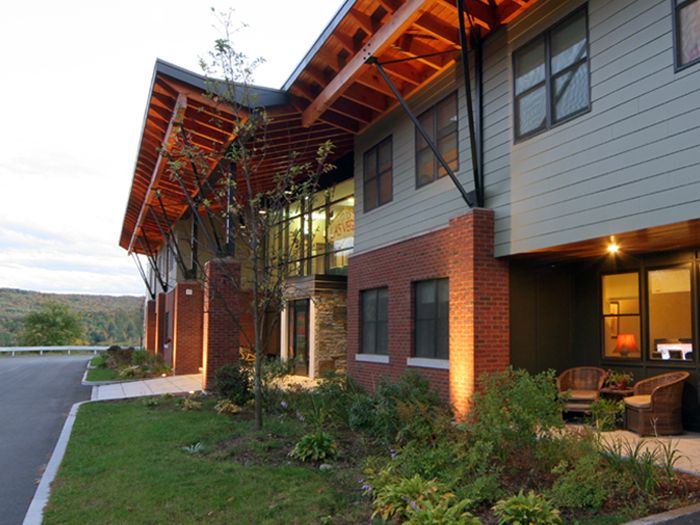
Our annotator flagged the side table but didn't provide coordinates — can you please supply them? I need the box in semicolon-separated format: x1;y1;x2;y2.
600;387;635;399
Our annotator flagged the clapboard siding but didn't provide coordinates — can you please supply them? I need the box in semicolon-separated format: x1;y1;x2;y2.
353;0;700;257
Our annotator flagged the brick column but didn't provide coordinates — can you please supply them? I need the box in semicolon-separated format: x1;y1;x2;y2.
155;292;167;357
144;299;156;353
202;257;241;390
448;208;509;418
173;281;204;375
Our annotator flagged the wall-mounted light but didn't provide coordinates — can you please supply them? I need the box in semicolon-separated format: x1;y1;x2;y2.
607;241;620;254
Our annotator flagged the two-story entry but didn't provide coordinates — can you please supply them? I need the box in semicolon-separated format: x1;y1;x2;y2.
120;0;700;427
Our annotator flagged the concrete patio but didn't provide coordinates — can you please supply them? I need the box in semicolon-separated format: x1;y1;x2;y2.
90;374;201;401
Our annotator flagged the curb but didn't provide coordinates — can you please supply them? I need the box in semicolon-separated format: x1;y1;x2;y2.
623;502;700;524
22;400;87;525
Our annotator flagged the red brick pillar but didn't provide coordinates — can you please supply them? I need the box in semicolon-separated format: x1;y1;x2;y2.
173;282;204;375
144;299;156;353
202;257;241;390
155;292;167;357
448;208;509;418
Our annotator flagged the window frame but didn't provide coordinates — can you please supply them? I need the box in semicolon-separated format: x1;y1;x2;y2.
415;92;459;188
360;287;389;355
363;136;393;213
413;278;450;360
673;0;700;71
512;5;591;143
600;271;642;362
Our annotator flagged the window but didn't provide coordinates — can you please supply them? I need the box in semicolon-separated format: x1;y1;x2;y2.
601;273;641;359
414;279;449;359
648;267;693;361
675;0;700;68
416;93;458;187
361;288;388;355
363;137;392;212
513;7;589;140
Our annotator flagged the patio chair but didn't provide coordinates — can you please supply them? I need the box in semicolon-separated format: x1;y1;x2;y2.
557;367;607;414
624;371;689;436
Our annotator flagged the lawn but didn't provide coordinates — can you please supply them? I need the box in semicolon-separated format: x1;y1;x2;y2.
43;397;371;525
84;367;120;382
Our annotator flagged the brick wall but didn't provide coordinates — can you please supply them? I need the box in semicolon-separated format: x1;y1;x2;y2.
172;281;204;375
202;257;241;390
144;299;156;353
347;208;509;417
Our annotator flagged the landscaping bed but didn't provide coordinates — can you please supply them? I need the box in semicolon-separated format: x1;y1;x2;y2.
86;346;170;383
45;367;700;524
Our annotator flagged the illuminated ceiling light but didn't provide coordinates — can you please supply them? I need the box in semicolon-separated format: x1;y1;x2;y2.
607;242;620;254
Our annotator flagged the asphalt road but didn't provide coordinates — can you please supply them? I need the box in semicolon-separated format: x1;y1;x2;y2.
0;356;91;525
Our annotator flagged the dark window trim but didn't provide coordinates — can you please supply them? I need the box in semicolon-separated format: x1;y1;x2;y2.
512;4;591;143
360;287;389;355
415;92;459;189
363;136;393;213
673;0;700;71
644;262;696;365
599;271;643;362
413;278;450;360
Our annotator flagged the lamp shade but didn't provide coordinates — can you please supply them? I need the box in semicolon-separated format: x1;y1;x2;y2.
615;333;638;356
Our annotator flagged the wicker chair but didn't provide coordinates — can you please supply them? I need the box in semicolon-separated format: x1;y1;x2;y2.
624;371;689;436
557;367;607;413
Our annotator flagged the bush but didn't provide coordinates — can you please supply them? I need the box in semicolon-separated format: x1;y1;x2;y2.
404;497;481;525
590;398;624;431
214;399;242;415
213;363;253;406
370;474;445;523
179;397;202;411
467;368;563;462
492;491;561;525
289;431;338;463
550;447;607;510
105;345;134;368
118;365;144;379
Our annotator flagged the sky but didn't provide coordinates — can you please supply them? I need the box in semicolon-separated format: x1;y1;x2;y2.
0;1;344;296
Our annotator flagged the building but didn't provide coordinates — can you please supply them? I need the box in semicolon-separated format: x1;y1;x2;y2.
120;0;700;427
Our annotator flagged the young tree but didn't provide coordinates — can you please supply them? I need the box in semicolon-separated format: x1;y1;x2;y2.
164;11;334;430
20;302;84;346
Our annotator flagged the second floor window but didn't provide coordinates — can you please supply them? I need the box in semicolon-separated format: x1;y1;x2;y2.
363;137;393;212
513;7;589;141
675;0;700;68
416;92;458;187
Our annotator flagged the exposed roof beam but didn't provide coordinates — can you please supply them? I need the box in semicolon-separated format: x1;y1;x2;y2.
301;0;436;128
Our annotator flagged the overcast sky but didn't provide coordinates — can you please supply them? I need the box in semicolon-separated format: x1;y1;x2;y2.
0;1;344;296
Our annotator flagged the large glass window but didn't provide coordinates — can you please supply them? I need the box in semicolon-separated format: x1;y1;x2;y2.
514;7;589;140
268;179;354;277
648;267;693;361
361;288;388;355
601;273;641;359
363;137;392;212
414;279;449;359
676;0;700;68
416;93;458;187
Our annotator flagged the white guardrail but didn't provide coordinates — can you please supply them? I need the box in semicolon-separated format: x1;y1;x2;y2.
0;346;109;356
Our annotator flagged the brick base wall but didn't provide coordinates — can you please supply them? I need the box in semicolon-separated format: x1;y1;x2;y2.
144;299;156;353
173;281;204;375
202;257;241;390
347;208;509;417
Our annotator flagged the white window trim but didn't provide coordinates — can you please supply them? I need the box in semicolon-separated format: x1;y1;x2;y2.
355;353;390;364
406;357;449;370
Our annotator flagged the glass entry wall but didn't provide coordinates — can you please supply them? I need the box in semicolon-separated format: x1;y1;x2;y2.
268;178;354;277
288;299;310;376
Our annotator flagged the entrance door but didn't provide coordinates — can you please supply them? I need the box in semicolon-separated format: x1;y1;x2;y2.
288;299;310;375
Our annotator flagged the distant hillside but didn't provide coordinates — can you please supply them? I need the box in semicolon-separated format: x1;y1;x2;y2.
0;288;144;347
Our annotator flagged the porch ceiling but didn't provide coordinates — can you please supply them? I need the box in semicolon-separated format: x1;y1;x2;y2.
513;219;700;263
287;0;541;132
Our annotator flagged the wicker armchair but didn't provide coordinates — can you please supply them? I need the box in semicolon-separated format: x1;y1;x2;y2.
557;367;607;413
624;371;689;436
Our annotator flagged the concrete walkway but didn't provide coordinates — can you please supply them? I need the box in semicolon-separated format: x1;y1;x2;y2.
90;374;201;401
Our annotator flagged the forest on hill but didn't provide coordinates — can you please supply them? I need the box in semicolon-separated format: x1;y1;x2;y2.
0;288;144;346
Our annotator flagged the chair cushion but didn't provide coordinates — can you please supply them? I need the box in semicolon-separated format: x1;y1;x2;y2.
564;390;598;402
624;395;652;409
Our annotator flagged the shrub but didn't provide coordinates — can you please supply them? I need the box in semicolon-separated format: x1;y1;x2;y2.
118;365;144;379
179;397;202;411
492;491;561;525
370;474;444;522
589;398;624;431
213;363;253;406
289;431;338;463
312;372;364;427
214;399;242;415
405;497;481;525
143;398;160;408
467;368;563;462
105;345;133;368
550;449;607;511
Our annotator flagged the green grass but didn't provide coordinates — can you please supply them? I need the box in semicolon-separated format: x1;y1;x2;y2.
43;398;370;525
85;367;120;382
90;355;106;367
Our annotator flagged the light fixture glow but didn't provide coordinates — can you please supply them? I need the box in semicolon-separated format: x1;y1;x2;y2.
607;242;620;254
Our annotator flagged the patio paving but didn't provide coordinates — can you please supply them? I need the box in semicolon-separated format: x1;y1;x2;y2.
90;374;201;401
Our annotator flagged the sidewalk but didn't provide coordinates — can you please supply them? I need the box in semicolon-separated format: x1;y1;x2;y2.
90;374;201;401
